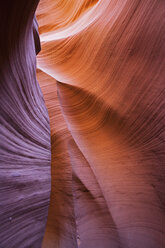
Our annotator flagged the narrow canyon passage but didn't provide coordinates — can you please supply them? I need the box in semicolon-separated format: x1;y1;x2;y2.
0;0;165;248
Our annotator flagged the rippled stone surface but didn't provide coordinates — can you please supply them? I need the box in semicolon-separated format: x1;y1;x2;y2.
37;0;165;247
0;0;165;247
0;1;51;247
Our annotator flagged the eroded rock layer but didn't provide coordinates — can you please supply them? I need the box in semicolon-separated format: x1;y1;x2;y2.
37;0;165;247
0;0;165;247
0;1;51;247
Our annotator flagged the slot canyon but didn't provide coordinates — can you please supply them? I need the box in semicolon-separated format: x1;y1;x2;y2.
0;0;165;247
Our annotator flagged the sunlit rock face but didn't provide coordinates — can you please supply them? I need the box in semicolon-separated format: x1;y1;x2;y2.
0;1;51;247
0;0;165;247
36;0;165;247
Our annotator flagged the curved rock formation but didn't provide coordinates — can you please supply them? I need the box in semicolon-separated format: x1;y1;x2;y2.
0;1;51;247
0;0;165;247
37;0;165;247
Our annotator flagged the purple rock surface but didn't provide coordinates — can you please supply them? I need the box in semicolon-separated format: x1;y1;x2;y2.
0;1;51;247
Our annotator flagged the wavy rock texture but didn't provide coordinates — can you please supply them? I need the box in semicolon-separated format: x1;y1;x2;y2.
0;0;165;247
36;0;165;247
0;1;51;247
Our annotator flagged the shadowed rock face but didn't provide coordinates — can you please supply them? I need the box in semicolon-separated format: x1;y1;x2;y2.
0;1;51;247
37;0;165;247
0;0;165;247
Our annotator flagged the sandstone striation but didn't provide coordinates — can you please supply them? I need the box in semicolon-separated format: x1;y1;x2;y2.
0;0;165;248
0;1;51;247
37;0;165;247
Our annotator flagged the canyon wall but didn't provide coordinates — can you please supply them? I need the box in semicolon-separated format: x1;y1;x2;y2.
37;0;165;247
0;0;165;248
0;1;51;247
